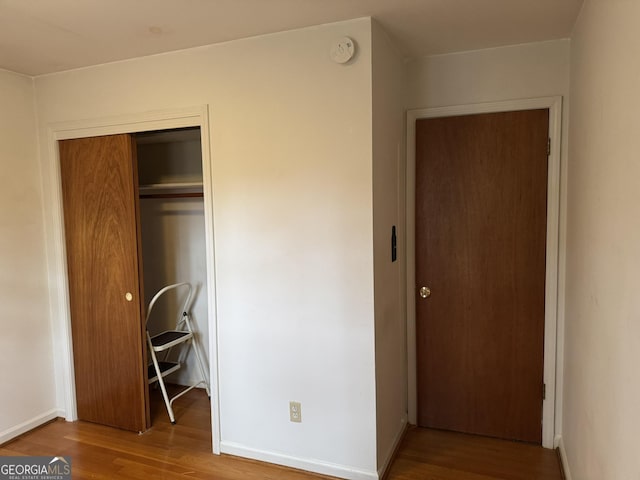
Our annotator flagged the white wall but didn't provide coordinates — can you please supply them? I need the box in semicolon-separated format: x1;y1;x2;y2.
371;20;407;475
406;39;571;440
35;18;377;478
0;70;57;443
407;39;571;108
564;1;640;478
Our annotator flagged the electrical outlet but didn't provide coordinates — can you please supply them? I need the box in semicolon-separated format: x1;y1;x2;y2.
289;401;302;423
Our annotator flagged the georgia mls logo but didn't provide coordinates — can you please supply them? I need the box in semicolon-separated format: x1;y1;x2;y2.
48;457;70;474
0;456;71;480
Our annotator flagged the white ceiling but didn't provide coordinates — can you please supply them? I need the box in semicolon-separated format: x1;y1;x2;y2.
0;0;583;76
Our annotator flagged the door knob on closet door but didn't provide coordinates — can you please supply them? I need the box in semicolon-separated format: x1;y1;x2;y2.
125;292;133;302
419;286;431;299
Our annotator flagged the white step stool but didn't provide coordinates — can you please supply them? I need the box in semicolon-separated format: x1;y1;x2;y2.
145;282;210;424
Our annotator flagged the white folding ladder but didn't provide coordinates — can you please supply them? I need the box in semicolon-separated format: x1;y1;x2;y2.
145;282;210;424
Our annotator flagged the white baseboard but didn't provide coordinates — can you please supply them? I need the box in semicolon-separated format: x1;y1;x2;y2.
0;409;60;445
220;441;378;480
556;435;573;480
377;414;408;478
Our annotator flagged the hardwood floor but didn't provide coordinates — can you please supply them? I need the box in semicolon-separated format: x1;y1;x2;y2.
1;388;563;479
0;387;328;479
387;427;563;480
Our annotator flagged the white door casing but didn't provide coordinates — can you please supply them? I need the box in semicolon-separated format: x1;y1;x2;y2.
406;97;563;449
45;106;221;454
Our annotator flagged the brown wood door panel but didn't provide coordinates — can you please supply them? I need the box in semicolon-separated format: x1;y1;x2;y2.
59;134;149;432
415;110;548;443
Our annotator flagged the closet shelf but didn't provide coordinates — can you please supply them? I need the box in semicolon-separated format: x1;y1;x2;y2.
139;182;203;199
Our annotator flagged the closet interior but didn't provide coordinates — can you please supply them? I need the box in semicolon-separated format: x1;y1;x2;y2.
135;127;211;426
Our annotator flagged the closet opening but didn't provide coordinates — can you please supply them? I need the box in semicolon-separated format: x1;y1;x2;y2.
135;127;212;435
58;122;214;448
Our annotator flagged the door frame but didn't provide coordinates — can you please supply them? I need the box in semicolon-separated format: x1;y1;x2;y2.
46;106;221;454
406;97;563;448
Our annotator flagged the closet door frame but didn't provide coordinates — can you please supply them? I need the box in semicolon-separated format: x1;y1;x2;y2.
46;106;221;454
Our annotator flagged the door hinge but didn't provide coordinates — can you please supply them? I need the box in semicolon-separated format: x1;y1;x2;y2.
543;383;546;400
547;138;551;156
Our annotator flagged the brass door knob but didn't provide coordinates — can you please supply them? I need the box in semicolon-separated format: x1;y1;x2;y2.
419;286;431;299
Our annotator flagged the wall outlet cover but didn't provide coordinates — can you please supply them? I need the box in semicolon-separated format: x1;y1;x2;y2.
289;401;302;423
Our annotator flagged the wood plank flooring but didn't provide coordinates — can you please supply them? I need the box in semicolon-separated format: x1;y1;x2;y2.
386;427;564;480
0;388;563;479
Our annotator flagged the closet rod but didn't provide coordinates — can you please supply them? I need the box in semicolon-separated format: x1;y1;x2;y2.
140;192;204;199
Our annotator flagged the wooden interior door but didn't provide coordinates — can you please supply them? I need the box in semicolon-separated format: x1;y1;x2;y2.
59;134;149;432
415;110;549;443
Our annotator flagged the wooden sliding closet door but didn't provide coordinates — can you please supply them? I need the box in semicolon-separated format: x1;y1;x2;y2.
59;134;149;432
